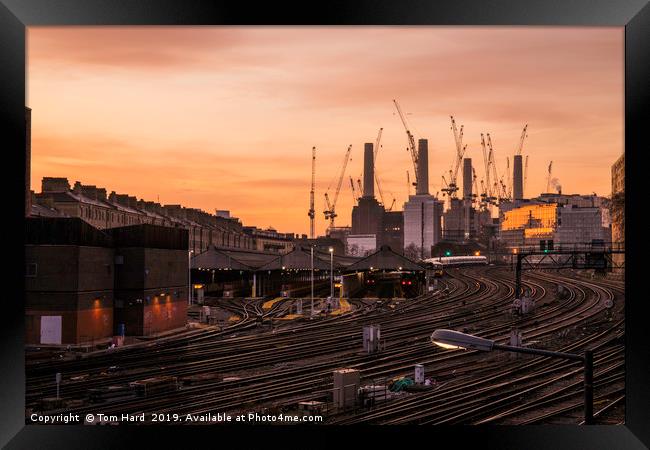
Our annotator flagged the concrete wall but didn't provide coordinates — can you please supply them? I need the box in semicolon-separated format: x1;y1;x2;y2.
25;292;114;345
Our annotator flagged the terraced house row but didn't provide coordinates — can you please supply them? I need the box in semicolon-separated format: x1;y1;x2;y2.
29;177;295;254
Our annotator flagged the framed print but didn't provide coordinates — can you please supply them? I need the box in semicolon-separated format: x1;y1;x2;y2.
1;1;648;448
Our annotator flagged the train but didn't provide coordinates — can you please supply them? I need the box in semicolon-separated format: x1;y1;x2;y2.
365;271;421;298
422;255;488;276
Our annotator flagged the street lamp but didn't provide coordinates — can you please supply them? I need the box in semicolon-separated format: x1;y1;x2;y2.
329;247;334;299
430;329;594;425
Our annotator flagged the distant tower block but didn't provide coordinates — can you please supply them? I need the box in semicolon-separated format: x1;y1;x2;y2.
463;158;472;200
513;154;524;200
363;143;374;198
416;139;429;195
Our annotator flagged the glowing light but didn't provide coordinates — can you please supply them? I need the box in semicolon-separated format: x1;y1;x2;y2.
432;341;462;350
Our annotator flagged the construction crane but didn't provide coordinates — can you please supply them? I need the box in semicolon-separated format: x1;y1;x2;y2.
546;161;553;193
479;179;489;209
372;127;388;208
441;175;450;196
486;133;509;203
324;145;352;229
349;176;359;203
442;116;466;198
516;124;529;155
372;128;396;211
373;127;383;164
393;99;418;189
406;171;411;197
480;133;492;204
308;146;316;239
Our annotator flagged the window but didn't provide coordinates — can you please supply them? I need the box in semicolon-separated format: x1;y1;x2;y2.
26;263;37;277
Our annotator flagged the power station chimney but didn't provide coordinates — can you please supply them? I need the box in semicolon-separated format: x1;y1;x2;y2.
363;142;374;198
463;158;472;200
416;139;429;195
513;154;523;200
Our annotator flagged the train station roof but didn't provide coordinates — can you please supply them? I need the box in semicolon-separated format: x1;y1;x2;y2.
191;245;278;270
258;246;358;271
192;245;360;271
346;245;425;271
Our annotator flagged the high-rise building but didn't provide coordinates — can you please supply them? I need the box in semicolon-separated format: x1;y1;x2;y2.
402;138;442;258
403;195;443;258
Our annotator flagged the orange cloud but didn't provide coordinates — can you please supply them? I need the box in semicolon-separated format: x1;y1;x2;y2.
28;26;623;236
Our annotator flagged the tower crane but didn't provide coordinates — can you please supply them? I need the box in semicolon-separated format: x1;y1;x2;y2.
308;146;316;239
441;175;450;196
443;115;466;198
406;171;411;196
372;127;388;208
373;127;383;164
393;99;418;189
472;167;479;206
480;133;493;204
516;124;528;155
479;179;489;209
486;133;504;203
324;145;352;229
372;129;396;210
546;161;553;193
349;176;359;203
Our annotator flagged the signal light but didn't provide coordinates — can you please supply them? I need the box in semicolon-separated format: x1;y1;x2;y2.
445;251;452;256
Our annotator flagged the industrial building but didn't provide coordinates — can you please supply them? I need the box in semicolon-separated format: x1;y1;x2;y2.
443;198;491;242
25;218;115;346
350;142;405;255
351;143;385;239
498;193;612;249
109;224;189;337
402;139;443;258
611;153;625;272
25;217;189;345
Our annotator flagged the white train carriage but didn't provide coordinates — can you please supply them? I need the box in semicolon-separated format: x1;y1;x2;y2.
423;256;487;275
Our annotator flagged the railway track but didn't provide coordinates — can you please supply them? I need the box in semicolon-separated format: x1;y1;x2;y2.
25;265;624;425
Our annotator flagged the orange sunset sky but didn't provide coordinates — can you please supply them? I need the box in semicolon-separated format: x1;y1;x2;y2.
27;27;623;236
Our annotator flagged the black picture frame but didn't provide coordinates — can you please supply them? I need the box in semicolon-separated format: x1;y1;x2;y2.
1;1;647;448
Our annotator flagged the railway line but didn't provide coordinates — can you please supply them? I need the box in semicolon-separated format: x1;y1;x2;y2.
25;265;624;425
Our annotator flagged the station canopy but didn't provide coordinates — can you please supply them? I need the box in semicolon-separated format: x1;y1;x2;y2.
191;245;278;271
258;246;358;271
192;245;359;271
346;245;424;272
